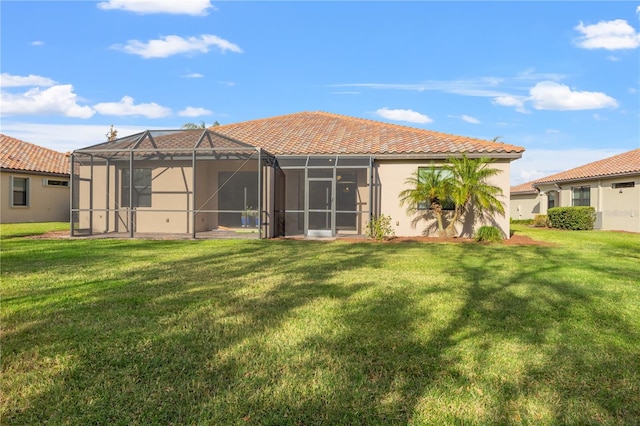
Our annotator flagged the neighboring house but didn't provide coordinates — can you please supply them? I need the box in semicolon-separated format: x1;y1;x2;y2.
72;111;524;239
510;180;542;220
510;148;640;232
1;134;71;224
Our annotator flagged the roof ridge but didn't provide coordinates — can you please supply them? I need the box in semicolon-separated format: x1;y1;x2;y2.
215;110;510;147
1;133;68;156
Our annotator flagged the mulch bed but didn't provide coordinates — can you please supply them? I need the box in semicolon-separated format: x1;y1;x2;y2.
26;230;554;246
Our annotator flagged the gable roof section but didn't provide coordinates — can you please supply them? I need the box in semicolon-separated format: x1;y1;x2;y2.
213;111;525;158
534;148;640;185
511;180;539;195
1;134;70;176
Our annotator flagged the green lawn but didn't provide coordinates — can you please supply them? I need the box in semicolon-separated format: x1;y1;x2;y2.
2;223;639;424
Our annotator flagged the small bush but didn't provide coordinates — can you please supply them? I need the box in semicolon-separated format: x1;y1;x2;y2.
548;206;596;230
474;225;503;243
366;214;395;241
533;214;549;227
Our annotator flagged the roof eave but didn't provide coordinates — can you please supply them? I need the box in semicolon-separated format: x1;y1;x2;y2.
533;170;640;187
372;152;524;161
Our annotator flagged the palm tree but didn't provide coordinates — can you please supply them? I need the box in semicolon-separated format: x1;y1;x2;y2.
181;121;206;129
399;166;453;236
444;155;505;237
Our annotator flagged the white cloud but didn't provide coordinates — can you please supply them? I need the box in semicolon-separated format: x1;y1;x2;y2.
112;34;242;58
546;129;560;134
97;0;214;16
574;19;640;50
181;73;204;78
511;148;627;185
375;107;433;124
492;95;529;113
0;72;56;88
529;81;618;110
178;106;212;117
607;55;621;61
461;114;481;124
31;40;44;46
93;96;171;118
1;84;94;118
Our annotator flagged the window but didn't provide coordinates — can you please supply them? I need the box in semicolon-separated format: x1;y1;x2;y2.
43;178;69;187
547;191;556;209
122;168;152;207
612;182;635;189
417;167;455;211
11;176;29;207
572;186;590;206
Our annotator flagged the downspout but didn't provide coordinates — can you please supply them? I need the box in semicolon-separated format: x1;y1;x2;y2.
258;148;262;239
129;150;134;238
70;153;75;237
192;149;197;239
90;154;94;234
105;158;110;233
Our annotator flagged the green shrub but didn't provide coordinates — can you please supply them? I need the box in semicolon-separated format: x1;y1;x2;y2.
474;225;503;243
366;214;395;241
533;214;549;227
548;206;596;230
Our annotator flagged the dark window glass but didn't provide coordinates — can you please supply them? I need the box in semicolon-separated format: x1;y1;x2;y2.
122;168;152;207
572;186;590;207
416;167;454;211
12;177;28;206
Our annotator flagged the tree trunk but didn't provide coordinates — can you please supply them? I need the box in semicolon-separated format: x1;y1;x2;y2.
431;202;446;237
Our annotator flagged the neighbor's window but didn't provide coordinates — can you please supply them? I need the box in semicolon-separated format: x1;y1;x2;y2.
612;182;635;189
547;191;556;209
11;176;29;207
417;167;455;211
122;168;152;207
43;178;69;187
572;186;591;207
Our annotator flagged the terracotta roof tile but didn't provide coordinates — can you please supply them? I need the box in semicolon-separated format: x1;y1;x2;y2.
534;148;640;184
212;111;525;156
510;180;539;194
0;134;70;175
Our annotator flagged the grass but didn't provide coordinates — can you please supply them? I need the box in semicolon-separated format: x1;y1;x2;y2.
1;223;639;424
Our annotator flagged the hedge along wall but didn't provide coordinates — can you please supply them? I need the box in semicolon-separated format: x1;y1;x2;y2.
548;206;596;230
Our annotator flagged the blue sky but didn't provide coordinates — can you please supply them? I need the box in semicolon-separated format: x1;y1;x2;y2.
1;1;639;185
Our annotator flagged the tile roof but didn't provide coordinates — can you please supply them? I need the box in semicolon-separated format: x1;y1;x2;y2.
510;180;539;195
1;134;70;175
533;148;640;185
212;111;525;157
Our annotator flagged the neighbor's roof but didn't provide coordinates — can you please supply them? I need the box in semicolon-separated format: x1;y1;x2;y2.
0;134;70;176
213;111;525;157
510;180;539;195
533;148;640;185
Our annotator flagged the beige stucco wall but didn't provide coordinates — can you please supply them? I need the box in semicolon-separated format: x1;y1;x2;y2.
537;175;640;232
375;158;512;238
510;192;540;220
1;171;70;223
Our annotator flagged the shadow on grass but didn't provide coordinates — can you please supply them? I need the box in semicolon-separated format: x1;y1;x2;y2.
2;237;639;424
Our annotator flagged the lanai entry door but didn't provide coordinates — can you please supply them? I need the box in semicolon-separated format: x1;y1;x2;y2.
277;156;372;238
306;177;334;237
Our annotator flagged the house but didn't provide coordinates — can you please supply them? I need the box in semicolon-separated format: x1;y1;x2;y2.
71;111;524;239
510;148;640;232
1;134;70;224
